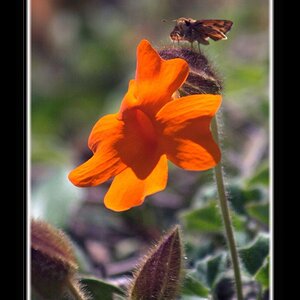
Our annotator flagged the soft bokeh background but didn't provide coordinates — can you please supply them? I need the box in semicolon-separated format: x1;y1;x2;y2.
31;0;269;297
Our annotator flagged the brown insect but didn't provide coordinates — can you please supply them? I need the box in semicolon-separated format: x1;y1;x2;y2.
170;17;233;46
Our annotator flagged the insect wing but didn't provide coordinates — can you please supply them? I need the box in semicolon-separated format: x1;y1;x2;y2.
195;20;233;34
192;20;232;41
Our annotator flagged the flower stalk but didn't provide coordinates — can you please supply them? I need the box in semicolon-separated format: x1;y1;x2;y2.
159;46;244;299
211;116;244;300
66;279;86;300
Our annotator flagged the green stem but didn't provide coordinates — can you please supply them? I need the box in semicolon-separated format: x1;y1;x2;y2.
211;117;244;300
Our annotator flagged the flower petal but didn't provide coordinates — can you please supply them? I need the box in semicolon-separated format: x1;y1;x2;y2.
68;149;126;187
104;155;168;211
115;108;162;179
69;114;127;187
156;94;222;170
88;114;122;153
120;40;189;116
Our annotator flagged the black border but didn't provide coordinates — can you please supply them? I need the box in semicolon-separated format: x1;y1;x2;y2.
14;1;283;299
13;0;27;298
274;0;284;299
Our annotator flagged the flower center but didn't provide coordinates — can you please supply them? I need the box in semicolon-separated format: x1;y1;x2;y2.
122;108;157;147
130;108;157;146
135;108;157;143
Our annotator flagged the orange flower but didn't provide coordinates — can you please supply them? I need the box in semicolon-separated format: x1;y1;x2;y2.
69;40;222;211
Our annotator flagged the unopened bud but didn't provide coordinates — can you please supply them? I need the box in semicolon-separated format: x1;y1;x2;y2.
127;225;184;300
159;47;222;95
31;218;88;299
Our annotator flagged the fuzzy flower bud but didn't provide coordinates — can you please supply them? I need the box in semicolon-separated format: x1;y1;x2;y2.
159;47;222;95
31;218;88;299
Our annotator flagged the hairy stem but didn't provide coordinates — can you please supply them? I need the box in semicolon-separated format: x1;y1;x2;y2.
211;116;244;300
66;279;85;300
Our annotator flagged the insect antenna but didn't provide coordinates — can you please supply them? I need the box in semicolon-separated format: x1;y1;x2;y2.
161;19;176;23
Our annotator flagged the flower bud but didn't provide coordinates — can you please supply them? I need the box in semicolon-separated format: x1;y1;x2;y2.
31;218;87;299
159;47;222;95
127;225;184;300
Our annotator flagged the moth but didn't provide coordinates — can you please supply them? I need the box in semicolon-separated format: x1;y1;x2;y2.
170;17;233;45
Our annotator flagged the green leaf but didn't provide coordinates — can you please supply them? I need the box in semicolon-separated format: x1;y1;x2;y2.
247;163;269;187
232;214;248;232
181;202;222;233
192;182;266;216
239;233;269;276
181;272;209;297
255;256;269;289
246;202;269;225
128;226;184;300
195;253;227;288
227;184;264;215
80;277;124;299
181;201;246;233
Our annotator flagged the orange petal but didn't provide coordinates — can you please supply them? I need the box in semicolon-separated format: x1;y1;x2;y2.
88;114;123;152
68;149;126;187
157;94;222;123
115;107;162;179
104;155;168;211
156;94;222;170
69;114;127;187
120;40;189;116
119;80;139;117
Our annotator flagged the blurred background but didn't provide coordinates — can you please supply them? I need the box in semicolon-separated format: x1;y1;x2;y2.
31;0;269;297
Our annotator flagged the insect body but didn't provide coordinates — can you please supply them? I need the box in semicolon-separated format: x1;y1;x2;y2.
170;17;233;45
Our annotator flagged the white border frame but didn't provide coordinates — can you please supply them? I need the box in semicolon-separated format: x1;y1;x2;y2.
269;0;273;299
27;0;31;299
27;0;273;298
